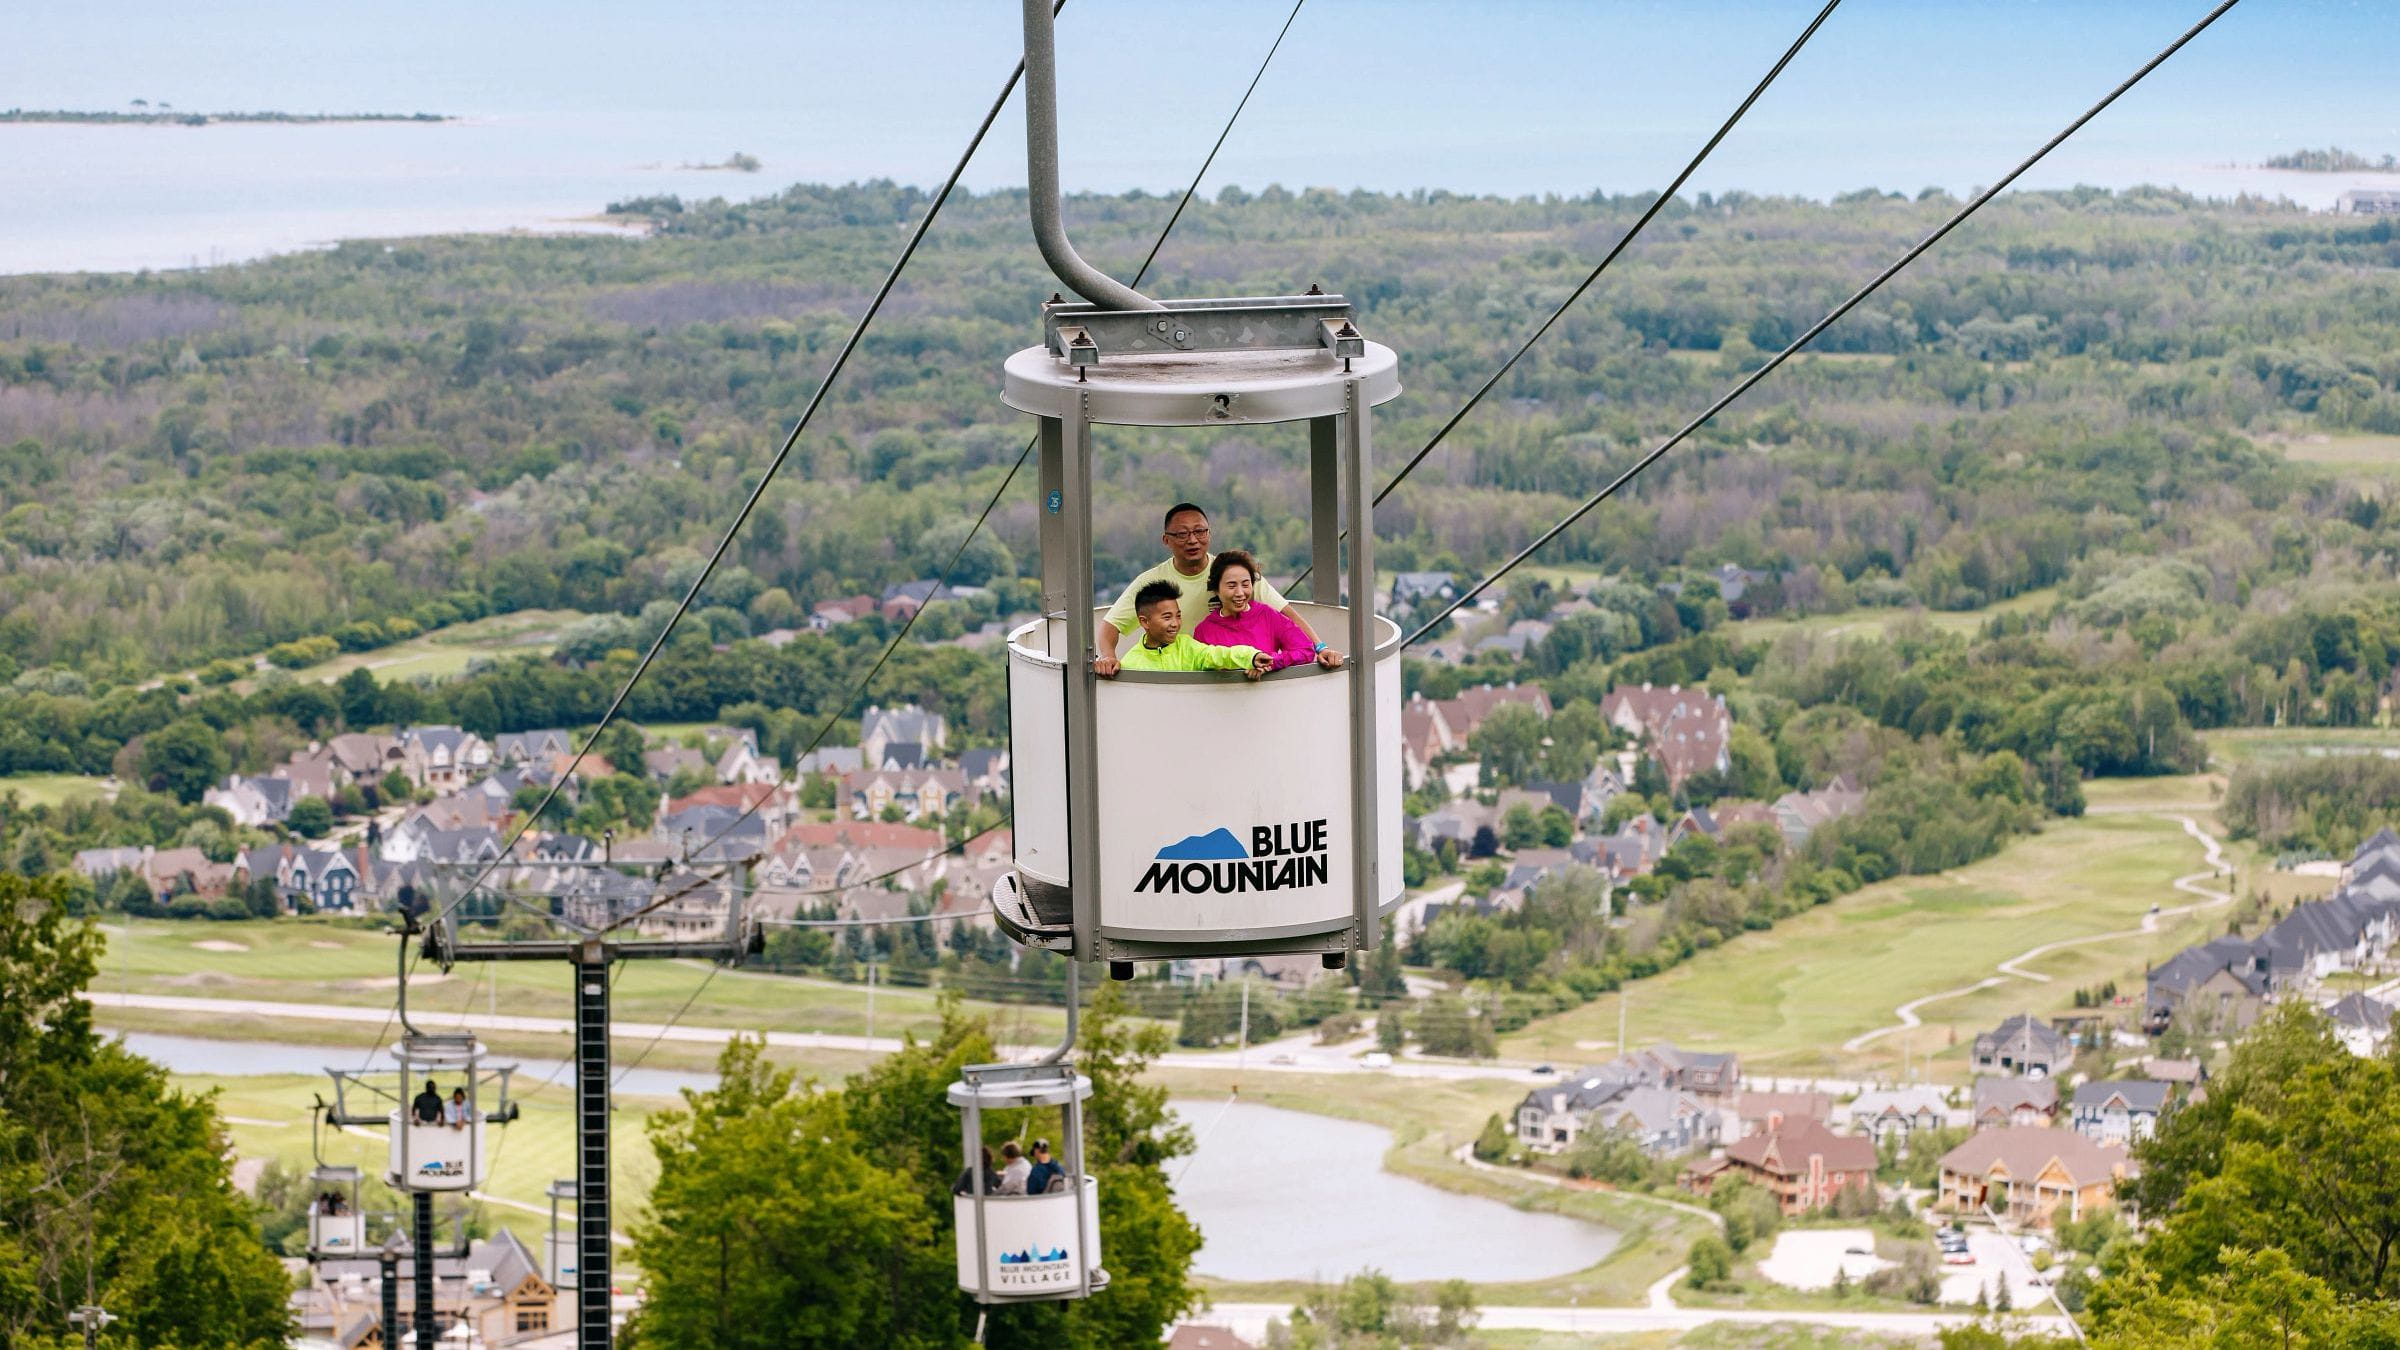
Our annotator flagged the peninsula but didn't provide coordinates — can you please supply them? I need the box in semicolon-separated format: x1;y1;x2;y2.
1;108;452;126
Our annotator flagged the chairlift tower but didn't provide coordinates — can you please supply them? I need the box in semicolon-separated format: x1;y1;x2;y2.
420;858;761;1349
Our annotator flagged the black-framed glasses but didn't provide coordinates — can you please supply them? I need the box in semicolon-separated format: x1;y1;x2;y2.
1164;527;1210;541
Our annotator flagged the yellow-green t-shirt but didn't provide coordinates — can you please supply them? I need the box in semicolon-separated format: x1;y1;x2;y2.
1117;633;1263;673
1104;556;1290;635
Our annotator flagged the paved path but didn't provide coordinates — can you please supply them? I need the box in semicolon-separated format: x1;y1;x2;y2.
1202;1300;2070;1340
470;1189;632;1247
91;990;1546;1082
1844;815;2234;1052
1451;1143;1722;1230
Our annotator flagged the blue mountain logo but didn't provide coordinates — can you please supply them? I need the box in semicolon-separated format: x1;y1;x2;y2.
1155;828;1247;860
1137;819;1331;895
998;1246;1070;1265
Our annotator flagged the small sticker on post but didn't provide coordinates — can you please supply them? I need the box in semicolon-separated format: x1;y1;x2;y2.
1047;490;1063;514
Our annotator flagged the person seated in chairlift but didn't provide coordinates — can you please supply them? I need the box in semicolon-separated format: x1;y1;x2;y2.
445;1086;470;1131
412;1078;445;1126
1024;1138;1065;1196
1102;581;1269;678
1194;550;1344;671
996;1141;1033;1195
1092;502;1319;676
954;1145;1004;1196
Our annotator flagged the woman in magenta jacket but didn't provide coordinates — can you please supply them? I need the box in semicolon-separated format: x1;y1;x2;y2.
1194;550;1346;671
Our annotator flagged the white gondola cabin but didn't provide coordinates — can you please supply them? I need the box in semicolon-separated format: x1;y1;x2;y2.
305;1163;367;1259
382;1032;510;1193
950;1060;1106;1302
989;304;1406;977
544;1179;579;1291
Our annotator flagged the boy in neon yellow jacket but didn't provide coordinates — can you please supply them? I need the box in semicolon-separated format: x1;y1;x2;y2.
1103;580;1270;678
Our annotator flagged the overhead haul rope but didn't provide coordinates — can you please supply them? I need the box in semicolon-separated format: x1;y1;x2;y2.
1404;0;2243;646
1287;0;1844;591
420;2;1073;943
648;0;1312;891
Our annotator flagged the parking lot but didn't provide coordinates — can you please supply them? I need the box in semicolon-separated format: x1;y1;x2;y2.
1937;1228;2052;1308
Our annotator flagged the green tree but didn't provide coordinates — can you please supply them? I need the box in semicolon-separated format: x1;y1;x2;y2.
633;989;1197;1350
1472;1113;1514;1163
0;873;292;1348
1471;704;1546;787
136;718;228;804
625;1039;951;1349
286;795;334;837
1687;1235;1733;1288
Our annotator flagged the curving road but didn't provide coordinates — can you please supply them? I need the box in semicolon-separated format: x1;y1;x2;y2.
1201;1300;2071;1340
1843;814;2234;1052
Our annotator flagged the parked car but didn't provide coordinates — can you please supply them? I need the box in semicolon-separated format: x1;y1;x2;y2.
1943;1250;1977;1266
1531;1064;1556;1076
1361;1052;1393;1069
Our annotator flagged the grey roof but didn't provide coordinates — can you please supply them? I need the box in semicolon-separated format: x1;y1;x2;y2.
1519;1066;1645;1117
656;805;771;862
1520;780;1583;816
2352;828;2400;863
1972;1075;2058;1114
1978;1013;2071;1057
401;724;471;754
796;747;864;775
2148;935;2270;998
2071;1080;2174;1114
880;742;926;770
493;729;573;760
1589;1085;1709;1137
2327;992;2395;1032
1391;571;1456;601
245;774;295;815
2251;892;2395;971
960;747;1007;781
75;846;147;874
411;825;504;863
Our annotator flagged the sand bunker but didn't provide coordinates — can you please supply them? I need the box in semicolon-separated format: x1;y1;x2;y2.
307;941;346;950
192;939;249;953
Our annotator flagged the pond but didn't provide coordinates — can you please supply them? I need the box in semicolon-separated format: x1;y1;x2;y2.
1167;1099;1618;1283
115;1031;717;1100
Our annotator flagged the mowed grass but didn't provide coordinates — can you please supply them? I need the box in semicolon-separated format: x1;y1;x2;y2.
1724;586;2059;649
2202;725;2400;770
283;608;584;686
1500;807;2223;1080
0;772;111;808
91;917;1072;1044
2271;432;2400;473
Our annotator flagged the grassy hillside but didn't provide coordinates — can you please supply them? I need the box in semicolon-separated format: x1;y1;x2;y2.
1499;788;2237;1079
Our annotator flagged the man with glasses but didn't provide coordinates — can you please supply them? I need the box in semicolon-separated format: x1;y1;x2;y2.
1092;502;1320;675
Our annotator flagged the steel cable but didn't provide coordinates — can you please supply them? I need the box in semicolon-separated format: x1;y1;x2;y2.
1406;0;2244;646
1287;0;1844;591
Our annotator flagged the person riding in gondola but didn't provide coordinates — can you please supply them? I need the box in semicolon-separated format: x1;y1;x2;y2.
411;1079;445;1126
1194;550;1343;671
1103;582;1269;678
1092;502;1319;675
952;1145;1003;1196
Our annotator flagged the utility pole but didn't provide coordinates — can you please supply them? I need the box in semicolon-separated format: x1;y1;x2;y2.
67;1306;112;1350
1236;977;1251;1070
428;860;757;1349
